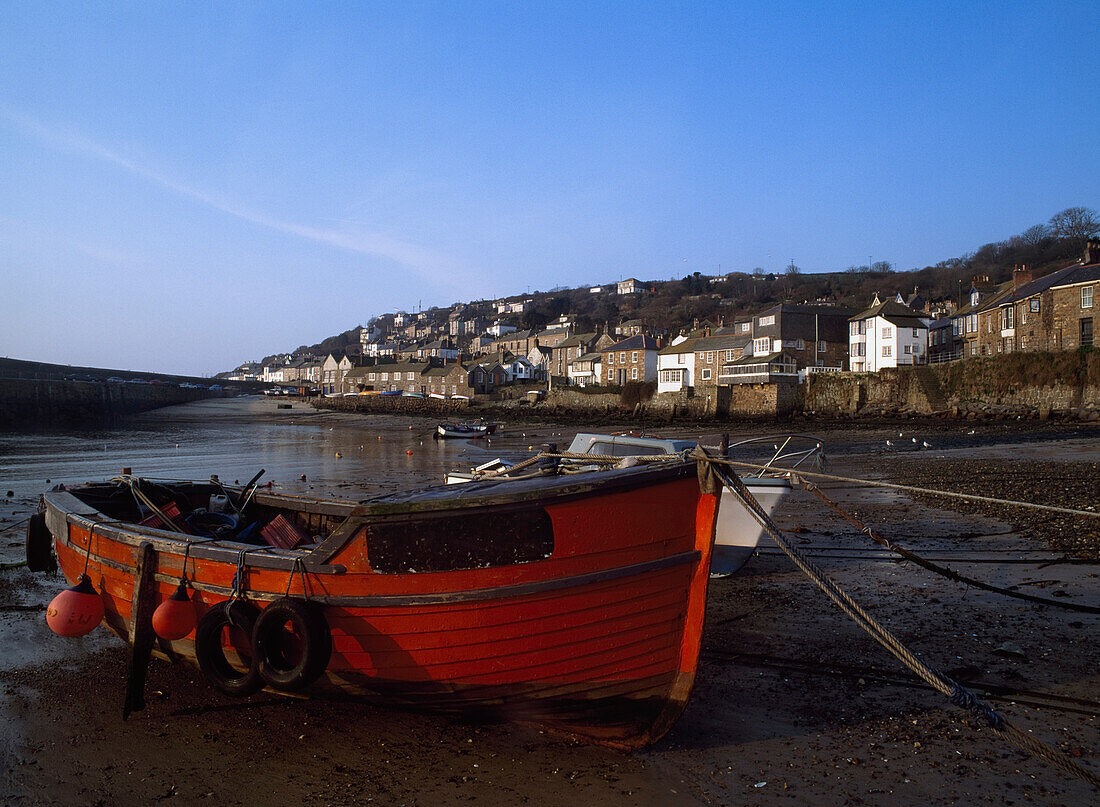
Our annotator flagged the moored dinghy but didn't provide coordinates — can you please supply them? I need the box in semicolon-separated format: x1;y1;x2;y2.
434;422;490;439
41;459;719;748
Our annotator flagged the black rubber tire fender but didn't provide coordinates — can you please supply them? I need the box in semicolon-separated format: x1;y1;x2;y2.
194;600;264;696
252;598;332;692
25;513;56;573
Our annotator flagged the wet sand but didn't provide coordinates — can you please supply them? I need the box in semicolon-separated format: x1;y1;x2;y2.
1;400;1097;805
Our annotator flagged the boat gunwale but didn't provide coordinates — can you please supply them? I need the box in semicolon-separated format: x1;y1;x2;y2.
44;460;700;580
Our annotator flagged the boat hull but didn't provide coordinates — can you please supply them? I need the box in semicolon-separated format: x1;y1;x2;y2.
44;462;717;747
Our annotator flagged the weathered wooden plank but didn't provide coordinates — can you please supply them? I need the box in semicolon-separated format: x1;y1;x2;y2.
123;541;156;720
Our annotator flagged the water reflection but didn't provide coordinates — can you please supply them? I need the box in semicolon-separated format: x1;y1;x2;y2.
0;398;551;503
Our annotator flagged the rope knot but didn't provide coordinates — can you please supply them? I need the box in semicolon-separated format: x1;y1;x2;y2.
950;684;1005;730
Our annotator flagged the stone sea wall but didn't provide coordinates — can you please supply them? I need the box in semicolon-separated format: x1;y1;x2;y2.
0;377;219;427
804;351;1100;420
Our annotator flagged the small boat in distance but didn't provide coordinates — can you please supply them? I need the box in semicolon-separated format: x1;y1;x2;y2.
434;423;490;439
40;458;720;748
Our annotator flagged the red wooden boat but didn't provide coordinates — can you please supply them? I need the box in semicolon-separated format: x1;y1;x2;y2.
41;460;719;748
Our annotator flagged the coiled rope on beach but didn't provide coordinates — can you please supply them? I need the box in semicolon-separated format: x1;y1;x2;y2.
694;449;1100;790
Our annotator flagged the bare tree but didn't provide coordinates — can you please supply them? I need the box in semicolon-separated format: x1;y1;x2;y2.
1048;207;1100;243
1016;223;1048;246
870;260;894;273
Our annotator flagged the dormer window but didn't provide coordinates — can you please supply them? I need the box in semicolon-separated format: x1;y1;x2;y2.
970;291;980;306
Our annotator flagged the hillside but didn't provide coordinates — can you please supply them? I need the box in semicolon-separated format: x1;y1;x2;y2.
261;206;1097;361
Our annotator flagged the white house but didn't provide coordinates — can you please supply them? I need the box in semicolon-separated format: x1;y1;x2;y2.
487;321;518;338
849;295;930;372
567;352;603;386
656;336;698;395
617;278;647;295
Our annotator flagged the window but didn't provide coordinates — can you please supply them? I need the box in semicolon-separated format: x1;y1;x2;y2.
904;345;913;354
741;322;751;332
608;369;614;380
630;367;637;380
882;345;892;357
1001;307;1014;330
619;352;626;362
818;340;827;353
701;368;712;381
753;337;771;355
407;372;415;380
912;327;919;337
606;353;614;364
381;372;389;381
677;353;686;364
369;373;376;381
631;351;638;362
1084;286;1094;309
758;315;775;327
882;326;893;339
706;351;714;363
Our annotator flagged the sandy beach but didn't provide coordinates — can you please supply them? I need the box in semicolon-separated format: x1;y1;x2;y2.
1;400;1097;805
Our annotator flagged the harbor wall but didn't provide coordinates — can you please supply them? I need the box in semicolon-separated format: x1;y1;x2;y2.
804;351;1100;420
312;395;471;417
0;377;219;428
0;357;238;428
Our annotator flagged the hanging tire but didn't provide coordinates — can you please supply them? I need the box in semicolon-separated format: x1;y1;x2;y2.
25;513;56;572
195;600;264;696
252;598;332;693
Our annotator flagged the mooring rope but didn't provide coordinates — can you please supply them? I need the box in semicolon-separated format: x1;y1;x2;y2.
694;450;1100;789
717;459;1100;519
800;480;1100;613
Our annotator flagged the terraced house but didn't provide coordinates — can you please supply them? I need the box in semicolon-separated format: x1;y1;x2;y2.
848;296;930;372
975;242;1100;354
601;334;658;385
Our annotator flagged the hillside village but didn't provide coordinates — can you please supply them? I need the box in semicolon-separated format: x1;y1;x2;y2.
225;237;1100;408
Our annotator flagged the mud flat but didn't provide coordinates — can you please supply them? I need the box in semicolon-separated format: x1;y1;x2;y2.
1;411;1097;805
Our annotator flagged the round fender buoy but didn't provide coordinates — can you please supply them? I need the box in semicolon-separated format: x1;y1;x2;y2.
25;512;56;572
46;575;105;637
152;582;197;640
252;598;332;692
195;601;263;696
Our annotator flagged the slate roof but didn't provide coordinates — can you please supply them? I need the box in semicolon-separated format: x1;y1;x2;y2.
849;300;928;327
975;264;1081;312
657;337;700;356
604;334;659;352
693;334;751;351
1049;262;1100;289
555;332;596;349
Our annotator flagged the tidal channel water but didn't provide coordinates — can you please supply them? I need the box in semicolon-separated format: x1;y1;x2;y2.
0;397;567;506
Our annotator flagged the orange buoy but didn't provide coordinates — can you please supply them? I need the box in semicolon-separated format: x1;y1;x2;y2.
152;581;197;640
46;575;105;637
406;449;413;455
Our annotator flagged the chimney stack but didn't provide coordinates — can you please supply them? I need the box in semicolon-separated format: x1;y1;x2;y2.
1085;238;1100;265
1013;264;1033;289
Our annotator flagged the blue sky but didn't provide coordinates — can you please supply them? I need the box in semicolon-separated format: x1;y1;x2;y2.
2;2;1097;375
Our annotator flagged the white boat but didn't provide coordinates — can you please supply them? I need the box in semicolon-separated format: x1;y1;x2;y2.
435;423;490;439
444;432;822;577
